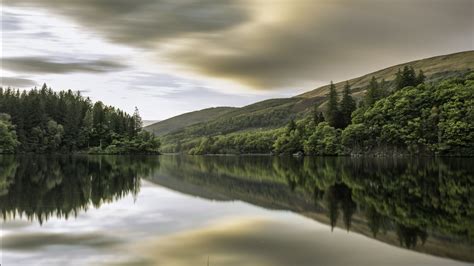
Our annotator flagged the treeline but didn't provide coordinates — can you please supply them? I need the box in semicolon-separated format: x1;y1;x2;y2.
0;84;160;154
182;67;473;156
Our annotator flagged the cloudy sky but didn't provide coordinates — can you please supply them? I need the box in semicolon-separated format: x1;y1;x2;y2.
1;0;472;120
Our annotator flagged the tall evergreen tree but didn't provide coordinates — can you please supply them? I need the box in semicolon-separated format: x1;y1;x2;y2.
132;107;143;135
326;81;340;128
340;82;356;128
365;76;380;106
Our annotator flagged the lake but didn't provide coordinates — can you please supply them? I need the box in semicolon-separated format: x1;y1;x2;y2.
1;155;473;266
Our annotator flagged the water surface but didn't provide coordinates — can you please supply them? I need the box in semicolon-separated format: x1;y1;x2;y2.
1;155;473;265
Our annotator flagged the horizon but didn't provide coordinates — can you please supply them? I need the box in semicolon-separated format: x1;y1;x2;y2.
1;0;473;120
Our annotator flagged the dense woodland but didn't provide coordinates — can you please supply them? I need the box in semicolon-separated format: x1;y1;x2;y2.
184;67;473;156
0;85;160;154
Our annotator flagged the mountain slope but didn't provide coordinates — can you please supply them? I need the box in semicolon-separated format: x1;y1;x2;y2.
145;107;236;136
157;51;474;147
299;50;474;99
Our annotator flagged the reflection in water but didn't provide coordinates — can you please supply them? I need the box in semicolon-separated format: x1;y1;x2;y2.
150;156;474;261
134;217;463;266
0;155;159;223
1;155;473;263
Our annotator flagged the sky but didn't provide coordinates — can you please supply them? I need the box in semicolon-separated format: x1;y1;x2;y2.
1;0;473;120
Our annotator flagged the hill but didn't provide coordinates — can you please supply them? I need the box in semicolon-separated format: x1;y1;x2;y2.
298;51;473;99
156;51;474;152
145;107;236;136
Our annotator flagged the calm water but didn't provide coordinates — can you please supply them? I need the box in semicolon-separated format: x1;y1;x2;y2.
1;155;473;266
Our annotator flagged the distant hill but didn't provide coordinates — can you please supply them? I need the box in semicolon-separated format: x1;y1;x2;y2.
145;107;236;136
156;51;474;148
142;120;160;127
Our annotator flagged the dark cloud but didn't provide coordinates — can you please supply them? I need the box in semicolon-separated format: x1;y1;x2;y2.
1;77;38;87
3;0;249;46
4;0;473;89
2;56;127;74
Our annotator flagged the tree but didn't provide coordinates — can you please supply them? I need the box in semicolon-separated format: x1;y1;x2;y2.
0;114;19;153
365;76;380;106
395;66;423;90
304;122;341;155
326;81;340;128
339;82;356;128
132;107;143;135
274;120;304;155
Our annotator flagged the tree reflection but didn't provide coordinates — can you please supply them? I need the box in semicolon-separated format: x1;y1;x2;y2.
151;155;473;251
0;155;160;224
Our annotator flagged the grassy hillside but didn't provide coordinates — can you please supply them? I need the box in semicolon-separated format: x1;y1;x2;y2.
145;107;236;136
299;50;474;99
158;51;474;151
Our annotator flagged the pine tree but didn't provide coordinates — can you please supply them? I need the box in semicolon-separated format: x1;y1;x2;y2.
365;76;379;106
340;82;356;128
132;107;143;135
396;66;418;90
326;81;340;128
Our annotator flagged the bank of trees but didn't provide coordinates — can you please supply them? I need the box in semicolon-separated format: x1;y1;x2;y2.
0;85;160;154
187;68;473;156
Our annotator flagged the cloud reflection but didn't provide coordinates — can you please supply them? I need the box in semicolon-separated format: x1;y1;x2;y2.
133;218;464;266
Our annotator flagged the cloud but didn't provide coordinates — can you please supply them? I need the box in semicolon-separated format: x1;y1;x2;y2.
4;0;473;90
2;56;127;74
3;0;249;47
1;11;24;31
1;77;38;88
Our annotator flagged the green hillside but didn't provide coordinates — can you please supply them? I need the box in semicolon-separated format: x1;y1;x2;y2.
145;107;236;136
157;51;474;153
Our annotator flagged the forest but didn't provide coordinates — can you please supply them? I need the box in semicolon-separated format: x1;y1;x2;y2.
0;85;160;154
184;67;474;156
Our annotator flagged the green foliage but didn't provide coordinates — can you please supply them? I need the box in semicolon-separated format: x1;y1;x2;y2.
273;119;308;155
0;114;19;153
0;85;160;154
189;130;279;155
341;123;368;153
345;73;474;155
304;122;341;155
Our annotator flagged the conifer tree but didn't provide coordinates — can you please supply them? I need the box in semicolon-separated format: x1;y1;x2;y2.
326;81;340;128
340;82;356;128
365;76;380;106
